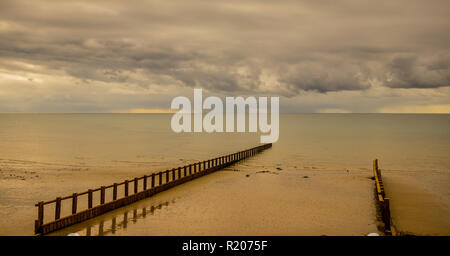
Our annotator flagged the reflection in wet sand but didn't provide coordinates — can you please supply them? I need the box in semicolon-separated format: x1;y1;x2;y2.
57;200;174;236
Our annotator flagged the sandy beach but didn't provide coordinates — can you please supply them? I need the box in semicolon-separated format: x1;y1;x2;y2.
383;170;450;235
48;157;379;236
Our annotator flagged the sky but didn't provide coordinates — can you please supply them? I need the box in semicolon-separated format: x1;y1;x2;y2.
0;0;449;113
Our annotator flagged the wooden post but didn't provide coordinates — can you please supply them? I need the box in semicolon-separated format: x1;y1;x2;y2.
151;173;155;188
172;168;176;180
37;201;44;233
134;178;138;194
189;164;192;175
203;161;206;170
143;175;147;190
88;189;93;209
373;159;379;176
55;197;61;220
166;170;169;183
194;163;197;173
184;166;187;177
113;183;118;200
124;181;129;197
100;186;105;204
159;172;162;185
178;167;181;179
208;160;211;168
72;193;77;214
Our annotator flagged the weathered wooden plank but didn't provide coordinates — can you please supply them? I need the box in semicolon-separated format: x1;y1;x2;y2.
113;183;118;201
100;186;105;204
72;193;77;214
88;189;93;209
55;197;61;220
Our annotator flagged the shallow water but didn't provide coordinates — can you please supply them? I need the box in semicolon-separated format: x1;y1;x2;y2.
0;114;449;235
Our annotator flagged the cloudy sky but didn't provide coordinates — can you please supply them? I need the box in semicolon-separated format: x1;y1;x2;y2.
0;0;449;113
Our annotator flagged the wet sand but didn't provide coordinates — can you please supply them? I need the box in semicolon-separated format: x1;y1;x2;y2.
0;158;186;235
3;158;449;236
383;171;450;235
50;161;379;236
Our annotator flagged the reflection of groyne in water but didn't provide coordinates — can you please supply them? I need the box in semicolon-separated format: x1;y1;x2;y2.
34;143;272;235
84;200;173;236
373;159;393;235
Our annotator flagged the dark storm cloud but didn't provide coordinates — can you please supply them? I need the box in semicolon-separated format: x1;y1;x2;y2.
382;54;450;88
0;0;449;97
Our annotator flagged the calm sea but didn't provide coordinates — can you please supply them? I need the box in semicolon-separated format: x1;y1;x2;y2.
0;113;449;172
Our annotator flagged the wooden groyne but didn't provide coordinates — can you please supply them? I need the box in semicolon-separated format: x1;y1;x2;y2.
34;143;272;235
373;159;392;235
